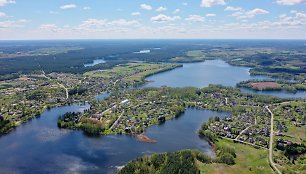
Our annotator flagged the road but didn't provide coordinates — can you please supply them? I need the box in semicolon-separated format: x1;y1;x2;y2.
41;71;69;99
109;102;146;130
266;106;282;174
102;104;117;115
57;82;69;99
110;110;124;130
235;124;252;141
222;137;268;150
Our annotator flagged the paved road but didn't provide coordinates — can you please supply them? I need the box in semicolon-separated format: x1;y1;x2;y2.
266;106;282;174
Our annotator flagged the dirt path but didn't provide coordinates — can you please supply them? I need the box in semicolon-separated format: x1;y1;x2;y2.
266;106;282;174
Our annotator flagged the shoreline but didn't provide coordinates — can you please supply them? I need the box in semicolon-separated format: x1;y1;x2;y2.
136;133;157;143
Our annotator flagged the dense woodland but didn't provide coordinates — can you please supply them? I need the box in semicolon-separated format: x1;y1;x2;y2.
119;144;237;174
1;40;306;79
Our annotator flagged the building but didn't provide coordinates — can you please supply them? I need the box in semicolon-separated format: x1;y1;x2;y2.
120;99;129;105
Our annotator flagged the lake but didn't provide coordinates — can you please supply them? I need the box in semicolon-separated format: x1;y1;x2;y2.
144;59;306;98
0;106;227;174
241;88;306;99
144;60;267;88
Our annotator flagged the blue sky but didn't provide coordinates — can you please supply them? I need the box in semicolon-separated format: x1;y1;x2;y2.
0;0;305;40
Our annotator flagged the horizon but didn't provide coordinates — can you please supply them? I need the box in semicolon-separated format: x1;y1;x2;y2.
1;38;306;42
0;0;306;40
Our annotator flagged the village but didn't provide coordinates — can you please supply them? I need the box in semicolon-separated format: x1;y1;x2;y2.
0;63;179;134
0;75;68;133
56;84;289;148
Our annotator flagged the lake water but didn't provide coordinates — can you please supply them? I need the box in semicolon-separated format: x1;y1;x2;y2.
144;59;306;98
84;59;106;67
240;88;306;99
96;92;111;102
144;60;267;88
0;106;227;174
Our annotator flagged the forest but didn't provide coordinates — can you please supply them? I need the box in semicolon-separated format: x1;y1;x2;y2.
119;143;237;174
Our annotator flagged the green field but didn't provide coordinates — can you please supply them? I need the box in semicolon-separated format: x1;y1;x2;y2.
198;139;272;174
170;50;207;63
84;63;178;83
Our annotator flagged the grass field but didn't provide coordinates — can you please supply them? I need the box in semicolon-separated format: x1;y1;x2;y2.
84;63;177;83
198;139;273;174
170;50;206;63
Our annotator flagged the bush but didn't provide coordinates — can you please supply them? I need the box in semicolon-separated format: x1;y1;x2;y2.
196;152;212;164
217;152;235;165
216;145;236;158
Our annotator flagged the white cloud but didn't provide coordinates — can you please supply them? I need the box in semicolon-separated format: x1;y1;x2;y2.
230;11;244;17
131;12;141;16
185;15;205;22
276;0;306;5
232;8;269;19
173;9;180;14
83;7;91;10
244;8;269;18
40;24;60;32
156;6;167;12
60;4;77;10
296;12;306;21
183;2;188;6
140;4;152;10
206;13;216;17
77;18;141;32
18;19;29;23
0;20;16;28
151;14;181;23
79;19;107;29
0;12;7;17
0;19;27;29
224;6;242;11
223;11;306;31
109;19;140;26
0;0;15;7
201;0;226;7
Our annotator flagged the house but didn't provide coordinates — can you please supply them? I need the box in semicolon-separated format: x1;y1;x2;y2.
120;99;129;105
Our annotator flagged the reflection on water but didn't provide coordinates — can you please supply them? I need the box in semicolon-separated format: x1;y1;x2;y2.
0;104;227;173
144;59;267;88
144;59;306;98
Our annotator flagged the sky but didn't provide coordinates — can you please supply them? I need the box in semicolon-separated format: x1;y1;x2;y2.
0;0;305;40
